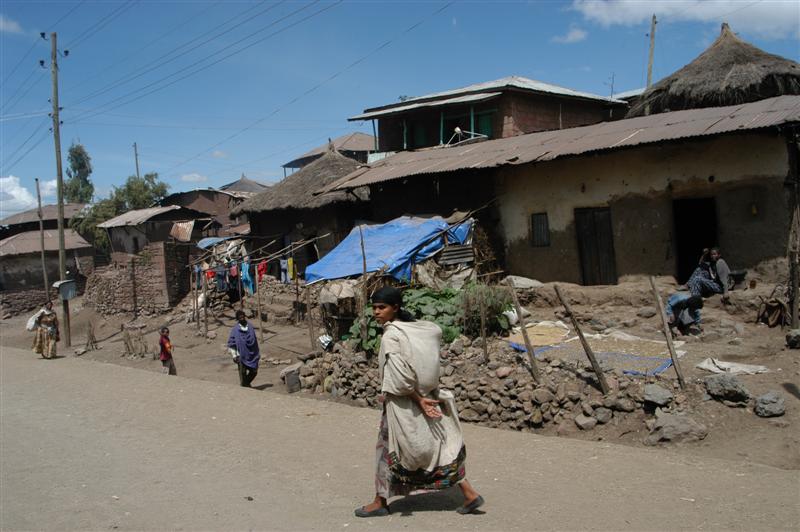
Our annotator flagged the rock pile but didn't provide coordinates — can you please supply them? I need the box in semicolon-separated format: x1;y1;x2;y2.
293;337;696;440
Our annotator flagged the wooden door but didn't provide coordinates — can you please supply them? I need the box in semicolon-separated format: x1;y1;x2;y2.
575;207;618;285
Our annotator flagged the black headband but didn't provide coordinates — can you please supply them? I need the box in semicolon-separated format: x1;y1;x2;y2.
371;286;402;306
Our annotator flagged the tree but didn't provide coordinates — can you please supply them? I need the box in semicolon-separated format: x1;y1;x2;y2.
70;172;169;256
64;143;94;203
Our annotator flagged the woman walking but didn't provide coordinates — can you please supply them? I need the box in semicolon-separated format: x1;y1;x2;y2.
227;309;260;388
31;301;59;359
355;287;484;517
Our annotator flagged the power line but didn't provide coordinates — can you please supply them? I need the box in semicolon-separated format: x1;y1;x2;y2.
67;1;335;123
162;1;454;176
1;124;51;174
65;0;138;50
1;1;84;87
1;68;41;112
67;0;282;107
0;111;50;122
1;117;50;168
64;0;221;95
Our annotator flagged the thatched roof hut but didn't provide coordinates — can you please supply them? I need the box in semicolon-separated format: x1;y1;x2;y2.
232;147;366;216
628;23;800;117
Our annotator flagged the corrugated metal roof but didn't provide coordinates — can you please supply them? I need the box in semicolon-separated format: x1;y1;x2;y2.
349;92;504;121
0;229;91;256
0;203;86;226
283;132;376;169
349;76;626;121
322;95;800;193
98;206;184;228
169;221;195;242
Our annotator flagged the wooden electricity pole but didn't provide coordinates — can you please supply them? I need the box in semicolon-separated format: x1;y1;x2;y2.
645;14;657;116
133;142;141;179
35;178;49;296
50;32;70;347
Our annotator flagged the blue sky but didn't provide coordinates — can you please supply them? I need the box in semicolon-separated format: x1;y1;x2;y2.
1;0;798;216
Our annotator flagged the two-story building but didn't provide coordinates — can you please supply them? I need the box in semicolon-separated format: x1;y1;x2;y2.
349;75;627;153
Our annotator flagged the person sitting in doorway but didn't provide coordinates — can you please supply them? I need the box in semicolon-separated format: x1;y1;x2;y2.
665;292;704;336
686;247;730;302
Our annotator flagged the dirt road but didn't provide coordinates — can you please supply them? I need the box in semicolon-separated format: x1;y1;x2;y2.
1;346;797;531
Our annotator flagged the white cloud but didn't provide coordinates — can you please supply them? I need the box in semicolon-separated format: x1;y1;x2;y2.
180;173;208;183
0;14;23;34
552;25;588;44
211;150;228;159
571;0;800;39
0;175;36;217
40;179;57;199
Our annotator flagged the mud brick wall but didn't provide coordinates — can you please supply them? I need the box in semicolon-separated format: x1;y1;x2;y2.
0;286;59;318
85;241;188;315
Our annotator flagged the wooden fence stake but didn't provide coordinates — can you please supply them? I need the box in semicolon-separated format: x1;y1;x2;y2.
478;285;489;362
202;276;209;337
554;284;610;395
649;276;687;389
505;277;539;383
358;225;368;344
256;274;264;342
306;287;316;350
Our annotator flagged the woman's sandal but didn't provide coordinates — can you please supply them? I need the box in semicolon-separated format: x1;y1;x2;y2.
354;506;389;518
456;495;485;515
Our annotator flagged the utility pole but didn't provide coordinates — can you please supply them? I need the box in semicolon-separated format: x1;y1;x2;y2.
645;14;657;116
133;141;141;179
50;31;70;347
35;178;49;297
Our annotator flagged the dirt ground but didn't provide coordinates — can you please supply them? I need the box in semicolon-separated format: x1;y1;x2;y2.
3;277;798;472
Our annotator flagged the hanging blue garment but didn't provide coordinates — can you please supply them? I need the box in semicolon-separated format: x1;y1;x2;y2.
214;265;227;292
241;260;255;295
194;264;202;289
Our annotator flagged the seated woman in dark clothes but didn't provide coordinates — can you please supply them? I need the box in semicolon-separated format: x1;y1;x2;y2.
686;248;730;301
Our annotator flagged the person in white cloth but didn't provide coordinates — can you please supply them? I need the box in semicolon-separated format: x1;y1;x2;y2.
355;287;484;517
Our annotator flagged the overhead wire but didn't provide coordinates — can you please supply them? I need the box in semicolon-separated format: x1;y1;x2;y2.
161;1;454;176
65;0;138;50
1;68;41;112
64;0;222;95
66;0;275;106
1;116;50;167
66;1;336;123
0;0;83;86
1;123;51;174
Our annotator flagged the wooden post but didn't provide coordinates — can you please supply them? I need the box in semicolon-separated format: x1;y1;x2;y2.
306;287;315;350
649;276;687;389
358;225;368;343
505;278;539;383
478;285;488;362
554;284;610;395
202;275;209;337
190;269;196;323
256;271;265;342
791;250;799;329
237;260;244;311
35;178;49;297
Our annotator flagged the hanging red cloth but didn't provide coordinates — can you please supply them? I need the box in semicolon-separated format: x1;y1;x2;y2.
257;260;268;282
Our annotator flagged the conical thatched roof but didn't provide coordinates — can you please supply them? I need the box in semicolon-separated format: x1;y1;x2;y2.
628;23;800;117
232;148;366;215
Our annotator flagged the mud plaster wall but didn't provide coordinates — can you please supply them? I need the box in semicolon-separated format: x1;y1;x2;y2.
0;249;94;290
496;132;791;283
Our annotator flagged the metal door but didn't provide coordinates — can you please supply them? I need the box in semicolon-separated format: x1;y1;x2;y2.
574;207;618;285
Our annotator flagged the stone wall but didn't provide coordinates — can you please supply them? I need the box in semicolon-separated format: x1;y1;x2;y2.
293;337;688;437
84;241;188;315
0;286;59;318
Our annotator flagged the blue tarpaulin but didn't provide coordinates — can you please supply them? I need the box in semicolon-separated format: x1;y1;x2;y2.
197;236;234;249
305;216;473;283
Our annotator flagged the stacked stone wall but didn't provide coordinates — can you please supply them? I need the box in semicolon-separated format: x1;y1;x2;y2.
84;242;180;315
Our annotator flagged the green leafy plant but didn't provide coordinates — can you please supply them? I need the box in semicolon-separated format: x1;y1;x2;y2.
459;282;513;337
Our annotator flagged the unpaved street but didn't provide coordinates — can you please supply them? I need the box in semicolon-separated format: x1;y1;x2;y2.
1;346;798;531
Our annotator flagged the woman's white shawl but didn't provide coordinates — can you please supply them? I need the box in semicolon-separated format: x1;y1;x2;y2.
379;320;464;475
